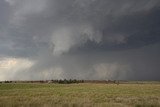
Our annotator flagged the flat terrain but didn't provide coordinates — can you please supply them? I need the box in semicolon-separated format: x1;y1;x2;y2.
0;83;160;107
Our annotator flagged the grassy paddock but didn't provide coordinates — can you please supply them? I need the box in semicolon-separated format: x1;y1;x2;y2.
0;83;160;107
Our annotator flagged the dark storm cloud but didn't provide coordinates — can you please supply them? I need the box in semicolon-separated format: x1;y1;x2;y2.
74;7;160;52
0;0;160;80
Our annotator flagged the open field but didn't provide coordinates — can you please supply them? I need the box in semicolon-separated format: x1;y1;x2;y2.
0;82;160;107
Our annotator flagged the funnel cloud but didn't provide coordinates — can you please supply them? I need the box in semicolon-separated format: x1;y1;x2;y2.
0;0;160;80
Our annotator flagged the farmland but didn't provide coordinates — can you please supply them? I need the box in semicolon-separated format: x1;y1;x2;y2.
0;82;160;107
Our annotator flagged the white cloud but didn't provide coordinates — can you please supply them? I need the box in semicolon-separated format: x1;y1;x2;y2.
0;58;34;80
51;24;102;55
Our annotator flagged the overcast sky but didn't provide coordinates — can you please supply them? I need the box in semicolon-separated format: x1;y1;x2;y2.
0;0;160;81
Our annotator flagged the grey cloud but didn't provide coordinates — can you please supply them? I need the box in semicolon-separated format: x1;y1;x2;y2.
0;0;160;80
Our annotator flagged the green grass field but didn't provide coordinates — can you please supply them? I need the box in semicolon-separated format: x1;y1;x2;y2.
0;83;160;107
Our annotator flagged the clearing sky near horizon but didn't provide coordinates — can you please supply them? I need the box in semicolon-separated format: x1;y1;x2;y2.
0;0;160;80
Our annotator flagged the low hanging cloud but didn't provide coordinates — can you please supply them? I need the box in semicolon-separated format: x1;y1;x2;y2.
0;0;160;80
51;24;102;55
92;63;130;80
0;58;34;80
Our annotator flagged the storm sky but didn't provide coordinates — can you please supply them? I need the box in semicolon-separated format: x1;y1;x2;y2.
0;0;160;81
